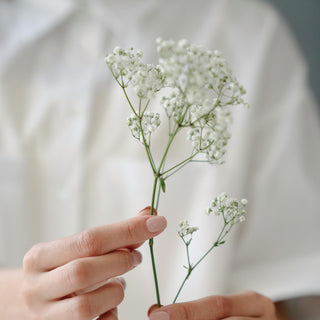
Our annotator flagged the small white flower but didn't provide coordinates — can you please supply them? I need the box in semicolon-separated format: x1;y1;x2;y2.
106;47;165;100
240;199;248;206
206;193;247;224
187;106;232;164
127;111;161;144
177;220;199;238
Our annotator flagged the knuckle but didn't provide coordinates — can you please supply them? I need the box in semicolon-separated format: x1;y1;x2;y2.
215;296;231;318
72;296;93;320
248;290;260;299
23;244;42;271
248;291;276;317
68;260;90;288
76;230;99;256
121;221;139;242
263;296;276;316
179;304;190;320
247;290;261;303
21;280;37;309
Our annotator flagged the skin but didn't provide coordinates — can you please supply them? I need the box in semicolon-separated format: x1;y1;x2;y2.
148;292;289;320
19;207;166;320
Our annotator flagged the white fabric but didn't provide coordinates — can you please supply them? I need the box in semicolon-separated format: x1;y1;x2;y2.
0;0;320;319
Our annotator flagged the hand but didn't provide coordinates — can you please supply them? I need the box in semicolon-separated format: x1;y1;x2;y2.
148;292;277;320
22;207;166;320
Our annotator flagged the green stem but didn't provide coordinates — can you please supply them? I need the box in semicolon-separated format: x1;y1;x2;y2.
173;268;192;304
119;86;155;172
162;152;198;177
155;179;162;211
193;223;227;270
141;99;150;117
158;124;180;174
149;177;162;307
120;81;138;118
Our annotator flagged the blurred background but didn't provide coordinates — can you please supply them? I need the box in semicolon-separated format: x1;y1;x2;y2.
264;0;320;107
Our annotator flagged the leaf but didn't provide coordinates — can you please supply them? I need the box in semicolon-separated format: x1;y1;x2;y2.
160;178;166;193
219;241;226;245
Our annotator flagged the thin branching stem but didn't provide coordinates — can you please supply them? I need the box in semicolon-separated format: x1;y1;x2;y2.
173;221;230;304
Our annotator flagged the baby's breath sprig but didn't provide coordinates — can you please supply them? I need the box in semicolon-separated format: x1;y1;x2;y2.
174;193;247;303
105;39;249;307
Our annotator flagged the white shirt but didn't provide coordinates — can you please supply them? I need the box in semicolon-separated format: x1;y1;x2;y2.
0;0;319;319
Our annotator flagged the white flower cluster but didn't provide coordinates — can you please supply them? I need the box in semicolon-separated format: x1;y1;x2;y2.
187;107;232;164
105;47;165;100
160;90;185;121
105;47;142;79
156;38;248;161
206;192;247;223
156;38;247;108
177;220;199;239
106;39;248;160
127;111;161;143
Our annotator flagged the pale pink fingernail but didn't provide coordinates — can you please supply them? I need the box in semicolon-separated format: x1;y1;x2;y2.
149;311;170;320
146;216;167;233
133;251;143;266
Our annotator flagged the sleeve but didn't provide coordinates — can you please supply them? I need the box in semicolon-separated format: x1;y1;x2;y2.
226;1;320;302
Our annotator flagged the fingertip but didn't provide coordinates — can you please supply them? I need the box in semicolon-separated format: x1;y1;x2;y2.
114;277;127;290
146;216;167;233
149;311;170;320
148;304;159;316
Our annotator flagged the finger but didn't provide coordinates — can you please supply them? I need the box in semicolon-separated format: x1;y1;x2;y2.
42;249;140;300
148;292;272;320
46;278;125;320
23;210;166;271
148;304;161;316
128;207;157;250
98;308;118;320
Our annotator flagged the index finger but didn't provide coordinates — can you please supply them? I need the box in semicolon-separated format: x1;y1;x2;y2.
127;206;157;250
24;208;166;271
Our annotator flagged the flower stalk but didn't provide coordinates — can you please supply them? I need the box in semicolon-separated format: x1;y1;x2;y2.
105;38;249;307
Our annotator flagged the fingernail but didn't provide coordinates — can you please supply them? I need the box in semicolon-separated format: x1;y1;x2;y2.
146;216;167;233
133;251;143;266
138;206;150;214
116;277;126;290
138;207;157;215
149;311;170;320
